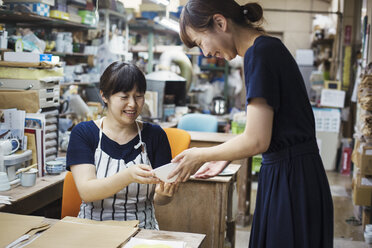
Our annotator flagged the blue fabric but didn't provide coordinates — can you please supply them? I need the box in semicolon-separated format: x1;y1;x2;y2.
245;36;333;248
244;36;316;153
249;140;333;248
66;121;171;170
177;113;218;132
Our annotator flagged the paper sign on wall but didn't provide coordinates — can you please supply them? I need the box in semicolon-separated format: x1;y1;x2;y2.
320;89;345;108
313;108;341;133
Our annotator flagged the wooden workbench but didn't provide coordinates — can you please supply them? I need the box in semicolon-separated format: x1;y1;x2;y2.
0;212;205;248
135;229;205;248
187;131;252;226
155;163;240;248
0;172;66;214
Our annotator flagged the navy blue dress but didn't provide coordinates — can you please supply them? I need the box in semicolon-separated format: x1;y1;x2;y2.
245;36;333;248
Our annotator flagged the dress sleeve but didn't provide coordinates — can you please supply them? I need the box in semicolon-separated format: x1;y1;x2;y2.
150;126;172;169
245;50;280;110
66;123;96;170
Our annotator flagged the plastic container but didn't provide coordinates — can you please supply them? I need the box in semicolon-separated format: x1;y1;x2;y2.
141;11;158;20
231;121;245;134
252;155;262;175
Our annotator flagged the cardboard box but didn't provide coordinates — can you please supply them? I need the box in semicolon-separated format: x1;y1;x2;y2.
352;139;372;176
3;52;52;63
50;9;69;20
353;174;372;206
7;2;50;17
0;90;40;113
0;66;63;80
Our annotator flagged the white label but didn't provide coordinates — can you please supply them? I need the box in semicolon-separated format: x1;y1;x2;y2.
320;89;346;108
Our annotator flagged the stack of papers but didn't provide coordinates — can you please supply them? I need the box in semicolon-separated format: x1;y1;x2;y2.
123;237;186;248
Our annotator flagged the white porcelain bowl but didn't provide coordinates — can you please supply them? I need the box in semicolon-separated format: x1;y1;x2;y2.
45;160;64;175
154;163;179;183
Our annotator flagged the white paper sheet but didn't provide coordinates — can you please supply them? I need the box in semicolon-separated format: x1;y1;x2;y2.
123;237;186;248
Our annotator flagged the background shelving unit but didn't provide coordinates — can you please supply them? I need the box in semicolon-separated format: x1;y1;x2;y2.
0;10;95;29
199;63;230;103
128;18;180;73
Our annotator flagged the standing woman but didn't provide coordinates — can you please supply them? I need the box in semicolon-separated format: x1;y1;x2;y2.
66;62;178;229
170;1;333;247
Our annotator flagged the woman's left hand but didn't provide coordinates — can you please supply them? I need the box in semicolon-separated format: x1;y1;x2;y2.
155;182;179;197
169;147;205;182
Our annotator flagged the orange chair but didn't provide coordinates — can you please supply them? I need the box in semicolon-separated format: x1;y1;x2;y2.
163;128;191;158
61;171;82;218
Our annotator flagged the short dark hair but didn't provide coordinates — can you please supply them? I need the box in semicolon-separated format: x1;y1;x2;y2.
180;0;264;48
99;62;146;100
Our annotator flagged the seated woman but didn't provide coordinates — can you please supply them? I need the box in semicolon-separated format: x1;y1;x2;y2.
66;61;178;229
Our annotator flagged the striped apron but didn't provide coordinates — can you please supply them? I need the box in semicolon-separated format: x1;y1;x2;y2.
77;117;158;229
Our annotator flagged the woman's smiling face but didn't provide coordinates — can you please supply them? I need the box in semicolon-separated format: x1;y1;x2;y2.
104;86;145;125
186;25;237;61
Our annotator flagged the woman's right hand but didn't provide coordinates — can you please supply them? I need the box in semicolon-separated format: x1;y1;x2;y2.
127;164;159;184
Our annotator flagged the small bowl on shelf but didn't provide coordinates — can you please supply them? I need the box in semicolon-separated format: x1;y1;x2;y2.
45;160;64;175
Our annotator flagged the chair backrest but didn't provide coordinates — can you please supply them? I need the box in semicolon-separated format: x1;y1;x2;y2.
163;128;191;158
61;171;82;219
177;113;218;132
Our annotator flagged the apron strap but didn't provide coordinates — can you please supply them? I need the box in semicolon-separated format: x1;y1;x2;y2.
134;121;143;150
97;117;105;149
134;121;151;166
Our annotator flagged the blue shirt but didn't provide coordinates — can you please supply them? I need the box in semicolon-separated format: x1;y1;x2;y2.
66;121;171;169
244;36;316;153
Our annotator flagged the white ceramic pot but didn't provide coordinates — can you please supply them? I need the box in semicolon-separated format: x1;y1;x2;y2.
18;168;38;187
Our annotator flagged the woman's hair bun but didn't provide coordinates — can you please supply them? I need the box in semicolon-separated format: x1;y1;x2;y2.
242;2;263;23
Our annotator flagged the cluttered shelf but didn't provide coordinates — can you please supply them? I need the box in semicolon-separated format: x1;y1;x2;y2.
0;10;95;29
60;82;97;86
128;18;179;35
130;45;182;54
311;38;334;47
46;51;92;57
98;9;126;20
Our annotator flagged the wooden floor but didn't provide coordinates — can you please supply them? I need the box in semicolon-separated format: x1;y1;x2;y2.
235;171;369;247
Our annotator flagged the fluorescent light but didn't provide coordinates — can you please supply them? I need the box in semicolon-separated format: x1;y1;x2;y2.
154;16;180;33
149;0;169;6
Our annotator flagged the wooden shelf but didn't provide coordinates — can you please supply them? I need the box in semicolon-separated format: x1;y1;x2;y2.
46;52;93;57
0;10;95;29
60;82;98;86
129;18;179;35
98;9;126;21
0;60;59;68
130;45;182;54
186;51;202;56
311;38;334;47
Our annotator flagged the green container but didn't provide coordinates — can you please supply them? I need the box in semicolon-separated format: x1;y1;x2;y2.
231;121;245;134
78;10;97;26
252;154;262;174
